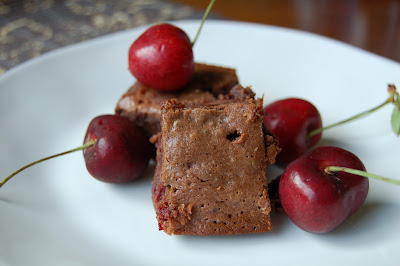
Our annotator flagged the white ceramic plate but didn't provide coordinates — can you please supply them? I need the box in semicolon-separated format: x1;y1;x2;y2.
0;20;399;266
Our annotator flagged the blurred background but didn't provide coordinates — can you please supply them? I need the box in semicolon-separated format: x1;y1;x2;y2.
1;0;399;74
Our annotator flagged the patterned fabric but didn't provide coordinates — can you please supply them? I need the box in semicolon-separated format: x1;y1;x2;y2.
0;0;217;74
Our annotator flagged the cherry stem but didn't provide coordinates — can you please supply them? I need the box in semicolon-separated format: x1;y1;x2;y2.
191;0;216;47
326;166;400;185
308;84;397;138
308;99;391;137
0;139;97;188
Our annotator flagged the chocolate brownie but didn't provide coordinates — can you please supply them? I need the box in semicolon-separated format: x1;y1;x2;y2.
115;63;239;136
152;97;280;235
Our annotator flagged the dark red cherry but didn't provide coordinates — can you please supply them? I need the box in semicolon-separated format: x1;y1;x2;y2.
279;146;369;233
83;115;152;183
263;98;322;164
128;23;194;91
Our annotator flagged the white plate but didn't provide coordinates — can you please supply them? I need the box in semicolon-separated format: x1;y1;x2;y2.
1;20;399;266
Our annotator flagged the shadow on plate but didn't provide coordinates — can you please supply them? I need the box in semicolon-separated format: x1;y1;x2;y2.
310;200;400;247
316;137;345;149
106;160;155;203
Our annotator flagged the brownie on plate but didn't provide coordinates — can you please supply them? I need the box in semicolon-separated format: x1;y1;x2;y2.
115;63;239;136
151;97;280;235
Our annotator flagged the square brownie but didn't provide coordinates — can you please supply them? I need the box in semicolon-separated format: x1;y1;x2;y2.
152;97;279;235
115;63;239;137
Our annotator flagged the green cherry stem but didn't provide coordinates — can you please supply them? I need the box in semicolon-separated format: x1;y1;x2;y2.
308;98;391;137
308;84;398;138
0;139;97;188
326;166;400;185
191;0;216;47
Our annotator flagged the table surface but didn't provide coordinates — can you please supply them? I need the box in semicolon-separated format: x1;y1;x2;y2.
0;0;399;75
173;0;400;63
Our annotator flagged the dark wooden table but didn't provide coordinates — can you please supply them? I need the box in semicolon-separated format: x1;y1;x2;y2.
172;0;400;63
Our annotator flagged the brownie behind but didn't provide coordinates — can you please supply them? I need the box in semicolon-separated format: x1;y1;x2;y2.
115;63;239;137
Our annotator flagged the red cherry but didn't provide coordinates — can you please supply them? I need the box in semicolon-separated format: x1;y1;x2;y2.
279;146;369;233
263;98;322;164
83;115;152;183
128;23;194;91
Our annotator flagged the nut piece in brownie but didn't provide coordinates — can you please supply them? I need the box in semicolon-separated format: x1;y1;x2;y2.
115;63;239;136
152;97;279;235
